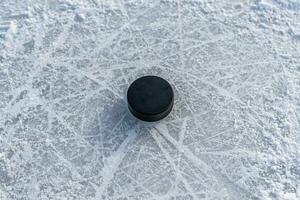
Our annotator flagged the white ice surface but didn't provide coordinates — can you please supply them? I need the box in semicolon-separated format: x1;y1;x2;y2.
0;0;300;199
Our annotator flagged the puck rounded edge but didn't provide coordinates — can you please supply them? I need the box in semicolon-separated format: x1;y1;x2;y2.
128;95;174;122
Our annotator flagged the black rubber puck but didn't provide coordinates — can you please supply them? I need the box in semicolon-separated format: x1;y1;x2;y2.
127;76;174;122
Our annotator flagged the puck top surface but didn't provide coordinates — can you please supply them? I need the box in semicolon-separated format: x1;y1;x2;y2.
127;76;173;119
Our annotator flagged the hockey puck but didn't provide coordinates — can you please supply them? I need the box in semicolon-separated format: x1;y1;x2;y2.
127;76;174;122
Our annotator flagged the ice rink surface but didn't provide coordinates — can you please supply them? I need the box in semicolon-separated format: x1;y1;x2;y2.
0;0;300;199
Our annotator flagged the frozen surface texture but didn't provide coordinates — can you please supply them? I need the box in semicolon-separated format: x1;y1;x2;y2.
0;0;300;199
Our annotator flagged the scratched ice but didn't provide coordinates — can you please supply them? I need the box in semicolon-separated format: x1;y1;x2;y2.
0;0;300;199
